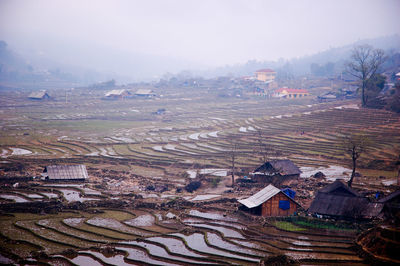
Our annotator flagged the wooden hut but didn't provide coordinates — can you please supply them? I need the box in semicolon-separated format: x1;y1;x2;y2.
238;184;301;217
251;159;301;185
42;165;89;181
308;179;383;220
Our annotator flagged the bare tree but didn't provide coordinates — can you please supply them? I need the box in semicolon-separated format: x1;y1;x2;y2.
342;134;370;187
346;45;386;107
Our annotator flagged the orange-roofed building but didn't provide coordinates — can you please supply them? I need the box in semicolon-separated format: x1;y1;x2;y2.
273;87;310;99
255;69;276;82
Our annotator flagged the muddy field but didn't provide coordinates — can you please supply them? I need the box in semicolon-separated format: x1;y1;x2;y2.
0;87;400;264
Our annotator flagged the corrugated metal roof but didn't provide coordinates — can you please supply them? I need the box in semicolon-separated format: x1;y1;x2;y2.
105;89;130;97
238;184;281;208
135;89;155;95
45;165;88;180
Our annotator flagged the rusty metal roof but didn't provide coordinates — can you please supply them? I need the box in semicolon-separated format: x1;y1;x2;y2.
238;184;281;208
45;165;88;180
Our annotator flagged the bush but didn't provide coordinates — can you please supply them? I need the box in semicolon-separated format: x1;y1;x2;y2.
185;181;201;193
210;177;221;188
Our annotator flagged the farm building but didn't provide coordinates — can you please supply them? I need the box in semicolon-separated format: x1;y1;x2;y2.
255;69;276;82
308;179;383;220
42;165;89;181
135;89;156;97
273;87;310;99
28;91;51;100
104;89;131;99
318;92;337;102
238;184;301;217
251;159;301;185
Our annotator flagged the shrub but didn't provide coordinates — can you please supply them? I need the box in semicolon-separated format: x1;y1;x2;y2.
185;181;201;193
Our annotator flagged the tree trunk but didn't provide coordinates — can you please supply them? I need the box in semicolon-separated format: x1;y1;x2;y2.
361;80;366;107
348;148;357;187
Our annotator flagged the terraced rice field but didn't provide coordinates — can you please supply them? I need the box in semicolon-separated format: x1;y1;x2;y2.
1;89;399;191
0;208;367;265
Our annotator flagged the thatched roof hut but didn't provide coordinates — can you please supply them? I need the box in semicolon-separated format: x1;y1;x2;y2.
308;180;383;220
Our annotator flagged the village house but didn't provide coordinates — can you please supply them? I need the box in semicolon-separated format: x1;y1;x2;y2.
308;179;383;220
135;89;156;98
42;165;89;181
238;184;301;217
104;89;131;99
28;90;51;100
251;159;301;185
273;87;310;99
255;69;276;82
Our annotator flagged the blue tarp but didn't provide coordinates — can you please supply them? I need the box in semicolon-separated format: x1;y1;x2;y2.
282;188;296;199
279;200;290;210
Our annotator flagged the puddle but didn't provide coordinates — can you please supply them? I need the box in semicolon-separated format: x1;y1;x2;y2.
63;218;85;226
41;192;59;198
117;246;176;265
18;192;43;199
82;251;130;266
171;233;257;262
291;240;312;246
189;210;238;222
147;236;205;258
186;223;245;239
196;143;227;151
247;126;256;131
0;194;29;202
124;214;155;227
186;170;197;179
152;146;164;152
120;240;207;264
230;239;265;250
58;189;99;202
87;217;152;236
199;169;228;176
67;255;102;266
10;148;32;155
189;133;200;140
239;127;247;132
164;144;176;150
190;194;220;201
207;232;265;256
208;131;219;138
300;165;351;181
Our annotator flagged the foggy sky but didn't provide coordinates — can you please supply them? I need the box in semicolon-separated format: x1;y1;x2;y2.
0;0;399;78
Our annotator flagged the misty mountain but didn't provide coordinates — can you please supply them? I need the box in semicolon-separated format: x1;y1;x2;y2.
197;35;400;79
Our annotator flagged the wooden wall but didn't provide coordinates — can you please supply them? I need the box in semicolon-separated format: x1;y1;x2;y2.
261;192;298;217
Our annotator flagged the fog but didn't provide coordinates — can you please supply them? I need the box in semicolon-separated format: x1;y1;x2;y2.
0;0;399;80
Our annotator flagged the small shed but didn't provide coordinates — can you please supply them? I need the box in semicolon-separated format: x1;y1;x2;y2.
28;91;51;100
378;190;400;219
104;89;131;99
238;184;301;217
251;159;301;184
135;89;156;98
43;165;89;181
308;180;383;220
